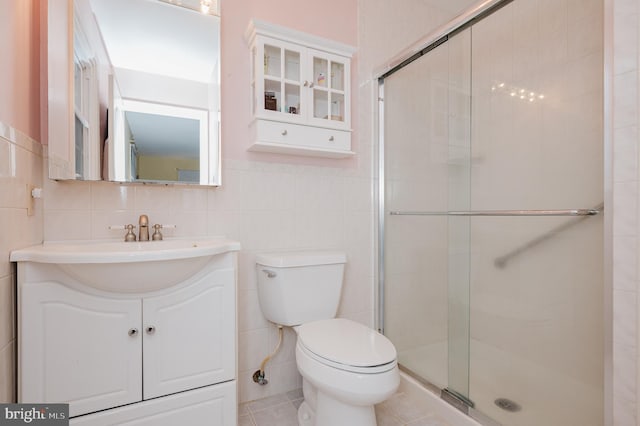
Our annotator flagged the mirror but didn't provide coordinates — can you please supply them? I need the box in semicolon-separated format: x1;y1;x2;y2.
48;0;221;185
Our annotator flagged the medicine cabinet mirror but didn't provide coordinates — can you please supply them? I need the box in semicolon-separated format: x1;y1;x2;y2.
47;0;221;185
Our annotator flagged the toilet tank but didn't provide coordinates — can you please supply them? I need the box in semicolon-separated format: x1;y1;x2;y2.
255;251;346;326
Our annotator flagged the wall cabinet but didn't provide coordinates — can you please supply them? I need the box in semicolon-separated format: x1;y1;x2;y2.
15;250;237;425
246;20;356;158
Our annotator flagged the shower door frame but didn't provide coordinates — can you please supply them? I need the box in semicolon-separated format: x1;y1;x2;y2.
374;0;614;425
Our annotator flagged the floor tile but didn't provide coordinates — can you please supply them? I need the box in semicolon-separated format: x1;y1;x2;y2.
238;402;250;416
285;388;303;401
375;402;404;426
240;388;450;426
291;398;304;410
238;414;255;426
386;392;435;423
251;402;298;426
246;394;289;413
406;414;451;426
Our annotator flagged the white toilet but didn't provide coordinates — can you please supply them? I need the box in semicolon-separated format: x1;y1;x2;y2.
255;251;400;426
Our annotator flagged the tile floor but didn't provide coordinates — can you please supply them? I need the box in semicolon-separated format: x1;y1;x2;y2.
239;389;452;426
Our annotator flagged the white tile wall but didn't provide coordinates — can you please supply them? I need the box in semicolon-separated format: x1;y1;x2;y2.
0;122;44;403
612;0;639;424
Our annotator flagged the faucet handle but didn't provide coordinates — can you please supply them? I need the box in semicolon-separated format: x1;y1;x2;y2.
124;224;137;242
152;224;163;241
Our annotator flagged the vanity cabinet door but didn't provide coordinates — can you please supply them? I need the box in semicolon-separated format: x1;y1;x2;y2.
20;281;142;417
142;268;236;399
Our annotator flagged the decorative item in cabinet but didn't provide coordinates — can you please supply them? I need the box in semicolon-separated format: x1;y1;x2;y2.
245;19;355;158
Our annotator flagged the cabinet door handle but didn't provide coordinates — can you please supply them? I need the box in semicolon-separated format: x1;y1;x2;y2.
146;326;156;335
329;136;335;141
128;328;138;337
281;130;288;136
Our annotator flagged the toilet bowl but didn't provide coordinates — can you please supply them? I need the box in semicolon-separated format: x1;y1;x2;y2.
255;251;400;426
294;318;399;426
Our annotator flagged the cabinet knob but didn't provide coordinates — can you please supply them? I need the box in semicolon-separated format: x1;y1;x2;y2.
303;80;309;87
146;326;156;335
128;328;138;337
281;130;288;136
329;136;335;142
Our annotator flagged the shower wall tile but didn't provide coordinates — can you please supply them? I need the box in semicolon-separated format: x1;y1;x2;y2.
613;71;638;129
613;289;638;349
613;396;637;426
614;236;638;292
613;343;637;404
612;0;640;423
613;126;638;183
613;182;638;236
614;7;638;75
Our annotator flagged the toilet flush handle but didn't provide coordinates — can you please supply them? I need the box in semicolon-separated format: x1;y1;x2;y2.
262;269;277;278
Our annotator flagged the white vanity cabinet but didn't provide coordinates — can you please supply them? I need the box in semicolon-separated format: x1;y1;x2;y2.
12;239;239;426
246;20;356;158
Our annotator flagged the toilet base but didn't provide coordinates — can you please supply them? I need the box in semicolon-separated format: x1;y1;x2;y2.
297;401;314;426
297;390;377;426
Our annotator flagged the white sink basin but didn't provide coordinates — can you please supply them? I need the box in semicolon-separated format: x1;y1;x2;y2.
10;238;241;293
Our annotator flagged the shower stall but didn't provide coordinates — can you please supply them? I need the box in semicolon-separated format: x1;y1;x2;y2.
377;1;604;425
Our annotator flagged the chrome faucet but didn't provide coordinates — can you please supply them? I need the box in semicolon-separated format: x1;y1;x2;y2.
138;214;150;241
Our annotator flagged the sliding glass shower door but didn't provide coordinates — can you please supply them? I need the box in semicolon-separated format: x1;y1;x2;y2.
381;1;603;425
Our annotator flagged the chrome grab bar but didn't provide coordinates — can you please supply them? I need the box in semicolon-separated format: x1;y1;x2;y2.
389;208;601;217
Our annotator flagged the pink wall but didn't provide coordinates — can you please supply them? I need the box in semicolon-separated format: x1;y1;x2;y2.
221;0;359;166
0;0;41;141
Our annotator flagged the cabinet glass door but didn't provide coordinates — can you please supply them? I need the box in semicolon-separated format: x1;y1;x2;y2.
310;51;347;126
261;43;303;118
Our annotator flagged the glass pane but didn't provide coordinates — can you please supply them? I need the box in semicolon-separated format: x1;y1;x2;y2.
468;2;603;425
264;79;281;112
313;57;328;88
264;44;281;78
284;83;300;115
384;36;452;391
285;50;300;82
313;89;328;119
330;93;344;121
330;61;344;91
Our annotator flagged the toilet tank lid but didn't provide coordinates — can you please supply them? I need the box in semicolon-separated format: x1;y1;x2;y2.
256;251;346;267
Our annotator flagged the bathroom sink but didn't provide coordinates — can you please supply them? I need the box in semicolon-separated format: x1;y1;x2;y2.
10;238;241;293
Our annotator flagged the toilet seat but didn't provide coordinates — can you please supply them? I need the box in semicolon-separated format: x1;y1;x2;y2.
296;318;397;374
